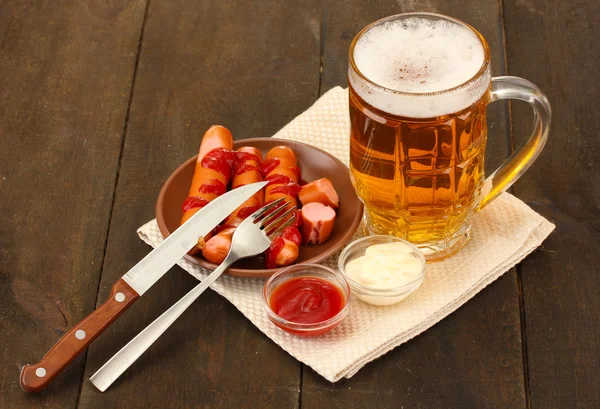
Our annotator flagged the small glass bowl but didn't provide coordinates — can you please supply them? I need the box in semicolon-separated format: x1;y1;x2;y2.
262;264;350;337
338;235;426;306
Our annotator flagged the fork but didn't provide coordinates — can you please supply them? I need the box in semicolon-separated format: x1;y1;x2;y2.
89;198;296;392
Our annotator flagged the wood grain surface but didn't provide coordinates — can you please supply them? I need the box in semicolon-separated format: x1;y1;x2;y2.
504;0;600;407
1;0;598;408
0;0;145;407
75;0;319;408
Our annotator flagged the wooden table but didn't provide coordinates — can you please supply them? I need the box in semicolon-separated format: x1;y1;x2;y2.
2;0;598;408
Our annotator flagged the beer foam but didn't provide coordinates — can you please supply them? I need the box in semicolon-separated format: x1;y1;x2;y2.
350;17;490;118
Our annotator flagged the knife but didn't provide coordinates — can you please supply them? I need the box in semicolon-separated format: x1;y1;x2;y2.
19;181;268;393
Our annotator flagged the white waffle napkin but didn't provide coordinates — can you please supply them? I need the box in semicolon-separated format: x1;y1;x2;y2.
137;87;555;382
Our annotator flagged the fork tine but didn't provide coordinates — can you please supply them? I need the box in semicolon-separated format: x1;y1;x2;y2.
261;202;294;229
251;197;285;221
264;206;296;235
268;214;297;238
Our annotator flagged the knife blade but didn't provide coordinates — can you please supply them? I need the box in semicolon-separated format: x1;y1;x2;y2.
121;181;268;295
19;181;268;393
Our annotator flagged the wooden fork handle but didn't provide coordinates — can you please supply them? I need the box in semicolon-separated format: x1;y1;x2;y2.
19;278;139;393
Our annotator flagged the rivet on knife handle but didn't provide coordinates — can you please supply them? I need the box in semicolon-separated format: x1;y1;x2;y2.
19;279;139;393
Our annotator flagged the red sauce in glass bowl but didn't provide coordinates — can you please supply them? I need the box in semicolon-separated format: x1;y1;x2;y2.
263;266;350;337
269;277;344;324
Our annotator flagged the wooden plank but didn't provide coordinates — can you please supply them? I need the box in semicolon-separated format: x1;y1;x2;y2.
76;0;321;407
0;0;146;407
302;1;527;408
504;0;600;407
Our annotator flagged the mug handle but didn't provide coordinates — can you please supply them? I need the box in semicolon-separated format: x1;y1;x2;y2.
476;76;551;210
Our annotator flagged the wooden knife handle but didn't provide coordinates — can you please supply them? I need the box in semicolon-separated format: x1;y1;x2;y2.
20;278;140;393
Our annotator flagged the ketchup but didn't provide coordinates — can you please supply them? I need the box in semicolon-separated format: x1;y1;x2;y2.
234;151;260;162
265;237;285;269
206;148;237;168
259;158;280;176
198;178;226;196
269;277;345;324
265;174;293;186
291;210;302;228
237;203;261;219
201;155;231;182
181;196;208;212
234;163;261;176
281;226;301;245
269;182;301;197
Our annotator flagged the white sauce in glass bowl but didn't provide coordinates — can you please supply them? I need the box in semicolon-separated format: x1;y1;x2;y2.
342;241;425;306
345;242;423;290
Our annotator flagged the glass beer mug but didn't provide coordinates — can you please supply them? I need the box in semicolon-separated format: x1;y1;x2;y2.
348;13;551;260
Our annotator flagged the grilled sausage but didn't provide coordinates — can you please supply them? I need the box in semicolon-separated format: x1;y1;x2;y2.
263;146;301;209
265;226;301;268
180;125;234;225
225;147;264;227
300;202;336;244
298;178;339;209
202;227;235;264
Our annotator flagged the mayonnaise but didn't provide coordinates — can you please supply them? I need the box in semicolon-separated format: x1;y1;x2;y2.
345;242;424;306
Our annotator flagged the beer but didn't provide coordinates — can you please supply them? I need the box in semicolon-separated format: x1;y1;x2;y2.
349;14;491;259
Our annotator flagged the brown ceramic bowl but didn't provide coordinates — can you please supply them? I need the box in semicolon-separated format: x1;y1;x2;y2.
156;138;363;277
